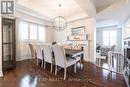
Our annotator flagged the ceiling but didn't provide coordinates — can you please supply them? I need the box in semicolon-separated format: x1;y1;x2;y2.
93;0;115;13
96;0;130;27
16;0;89;21
16;0;130;27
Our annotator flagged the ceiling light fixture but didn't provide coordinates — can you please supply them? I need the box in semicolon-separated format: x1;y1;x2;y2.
52;0;67;31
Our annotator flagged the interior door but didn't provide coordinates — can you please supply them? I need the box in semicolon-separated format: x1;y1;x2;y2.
2;18;16;71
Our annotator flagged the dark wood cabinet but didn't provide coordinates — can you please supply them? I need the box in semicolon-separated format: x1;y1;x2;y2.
124;39;130;87
2;18;16;71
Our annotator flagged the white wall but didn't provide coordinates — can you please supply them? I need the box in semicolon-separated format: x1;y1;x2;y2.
53;17;96;62
123;27;130;38
0;16;3;76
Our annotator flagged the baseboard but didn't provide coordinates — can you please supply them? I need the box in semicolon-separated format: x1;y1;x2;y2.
0;70;3;77
16;57;31;61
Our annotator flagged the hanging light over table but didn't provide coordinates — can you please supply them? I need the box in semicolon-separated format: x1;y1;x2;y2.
52;2;67;31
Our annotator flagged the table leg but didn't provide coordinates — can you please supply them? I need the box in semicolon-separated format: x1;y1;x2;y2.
99;58;101;67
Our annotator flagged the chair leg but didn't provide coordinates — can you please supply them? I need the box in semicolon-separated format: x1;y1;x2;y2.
33;58;36;64
44;62;46;69
31;58;33;65
31;58;34;66
33;58;36;65
41;60;43;68
82;60;84;70
50;63;53;73
64;68;67;80
80;59;82;69
36;59;39;66
74;64;76;73
55;65;57;75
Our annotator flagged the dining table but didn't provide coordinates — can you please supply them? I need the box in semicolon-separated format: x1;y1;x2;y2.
65;49;84;59
41;45;84;59
41;46;84;71
65;49;84;70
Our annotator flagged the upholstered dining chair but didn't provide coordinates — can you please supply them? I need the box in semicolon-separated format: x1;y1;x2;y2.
35;44;43;67
110;45;116;52
42;44;53;72
29;44;36;65
52;45;80;80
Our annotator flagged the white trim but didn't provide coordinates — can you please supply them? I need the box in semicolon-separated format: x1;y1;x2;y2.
15;4;89;23
15;4;52;22
0;71;3;77
96;25;118;30
0;16;3;77
68;16;91;23
16;57;31;62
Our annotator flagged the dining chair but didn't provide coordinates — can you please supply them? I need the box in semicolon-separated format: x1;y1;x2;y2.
42;44;53;72
52;45;80;80
72;44;83;67
35;44;43;67
29;44;36;65
110;45;116;52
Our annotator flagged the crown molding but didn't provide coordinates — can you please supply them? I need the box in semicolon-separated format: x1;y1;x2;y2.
15;4;53;23
15;3;94;24
68;16;93;23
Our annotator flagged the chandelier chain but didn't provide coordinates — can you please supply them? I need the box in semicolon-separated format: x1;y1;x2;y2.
52;0;67;31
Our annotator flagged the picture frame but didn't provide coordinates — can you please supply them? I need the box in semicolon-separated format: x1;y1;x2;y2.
67;26;87;41
71;26;85;35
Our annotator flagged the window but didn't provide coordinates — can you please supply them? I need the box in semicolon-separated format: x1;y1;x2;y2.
103;30;116;46
20;22;29;40
30;24;38;40
38;26;46;41
110;31;116;46
19;21;46;42
103;31;109;46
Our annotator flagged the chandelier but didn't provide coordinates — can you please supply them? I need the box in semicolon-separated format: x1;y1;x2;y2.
52;2;67;31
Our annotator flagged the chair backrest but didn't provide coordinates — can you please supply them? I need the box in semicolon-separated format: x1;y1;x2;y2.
52;42;57;45
43;44;52;63
29;44;35;58
101;47;110;56
35;44;43;60
52;45;66;67
110;45;116;52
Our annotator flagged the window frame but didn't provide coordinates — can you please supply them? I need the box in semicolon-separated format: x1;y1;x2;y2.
103;30;117;47
29;23;38;40
38;26;46;42
20;21;29;40
20;21;46;42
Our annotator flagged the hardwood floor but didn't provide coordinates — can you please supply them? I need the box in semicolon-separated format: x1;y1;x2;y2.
0;59;127;87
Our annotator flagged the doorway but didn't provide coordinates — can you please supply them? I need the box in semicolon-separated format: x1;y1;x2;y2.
95;26;123;74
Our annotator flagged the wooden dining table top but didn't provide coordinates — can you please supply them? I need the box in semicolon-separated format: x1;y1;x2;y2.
65;49;84;57
41;47;84;58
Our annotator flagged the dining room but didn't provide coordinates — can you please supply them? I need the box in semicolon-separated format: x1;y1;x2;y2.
0;0;128;87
